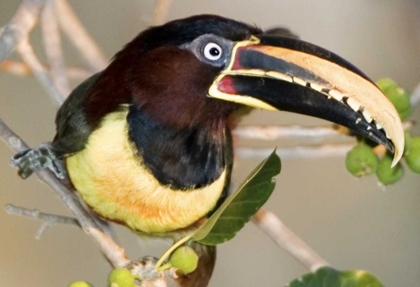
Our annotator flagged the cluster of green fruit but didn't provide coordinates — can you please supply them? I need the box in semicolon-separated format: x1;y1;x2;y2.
68;246;198;287
67;267;135;287
345;79;420;185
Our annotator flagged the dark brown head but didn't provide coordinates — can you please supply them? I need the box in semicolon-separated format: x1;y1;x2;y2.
109;15;261;128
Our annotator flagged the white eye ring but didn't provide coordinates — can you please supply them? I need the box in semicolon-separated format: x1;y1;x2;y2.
203;42;223;61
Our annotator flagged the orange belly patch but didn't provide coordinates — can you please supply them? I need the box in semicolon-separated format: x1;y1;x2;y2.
66;109;226;234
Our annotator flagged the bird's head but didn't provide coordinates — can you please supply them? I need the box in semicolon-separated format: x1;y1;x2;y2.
108;14;404;165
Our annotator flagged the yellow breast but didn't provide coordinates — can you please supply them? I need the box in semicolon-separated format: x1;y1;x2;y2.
66;109;226;234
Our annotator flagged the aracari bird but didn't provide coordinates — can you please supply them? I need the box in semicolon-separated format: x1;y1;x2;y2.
11;15;404;286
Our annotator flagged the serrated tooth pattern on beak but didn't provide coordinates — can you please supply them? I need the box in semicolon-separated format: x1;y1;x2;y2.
309;83;325;92
362;110;373;123
292;77;307;86
346;98;360;112
265;71;293;82
328;89;344;101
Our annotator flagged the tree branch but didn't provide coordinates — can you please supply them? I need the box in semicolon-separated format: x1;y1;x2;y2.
152;0;173;25
253;208;329;272
17;36;65;106
0;0;45;62
0;60;92;79
41;0;70;96
0;118;130;268
55;0;108;72
5;204;80;239
237;143;354;160
234;121;413;160
233;125;349;141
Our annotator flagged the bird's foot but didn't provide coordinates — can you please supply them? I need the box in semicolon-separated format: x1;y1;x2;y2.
10;142;66;179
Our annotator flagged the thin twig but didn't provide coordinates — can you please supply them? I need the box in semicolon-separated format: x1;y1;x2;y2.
233;125;349;141
234;121;413;160
237;143;354;160
41;0;70;96
17;37;65;106
253;208;329;272
5;204;80;239
55;0;108;72
84;201;118;240
0;0;45;63
1;60;92;79
152;0;173;25
86;227;129;268
0;118;130;268
234;121;414;142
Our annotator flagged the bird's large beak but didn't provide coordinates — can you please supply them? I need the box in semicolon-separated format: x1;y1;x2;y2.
208;35;404;166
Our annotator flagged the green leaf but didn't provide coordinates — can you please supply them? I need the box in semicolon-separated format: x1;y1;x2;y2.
286;267;384;287
193;149;281;245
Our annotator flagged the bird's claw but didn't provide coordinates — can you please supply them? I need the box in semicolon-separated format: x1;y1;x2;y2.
10;142;67;179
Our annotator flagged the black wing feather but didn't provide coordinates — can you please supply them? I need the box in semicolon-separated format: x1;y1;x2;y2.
52;73;101;157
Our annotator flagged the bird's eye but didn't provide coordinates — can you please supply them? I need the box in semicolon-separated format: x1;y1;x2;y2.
186;34;232;67
203;43;223;61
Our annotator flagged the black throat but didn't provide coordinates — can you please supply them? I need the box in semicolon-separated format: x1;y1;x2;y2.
127;105;229;190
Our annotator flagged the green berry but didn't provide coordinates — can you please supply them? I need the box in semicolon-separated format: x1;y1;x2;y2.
376;78;395;91
376;78;412;120
169;246;199;275
108;268;135;287
405;137;420;173
345;142;378;177
68;281;93;287
376;154;404;185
